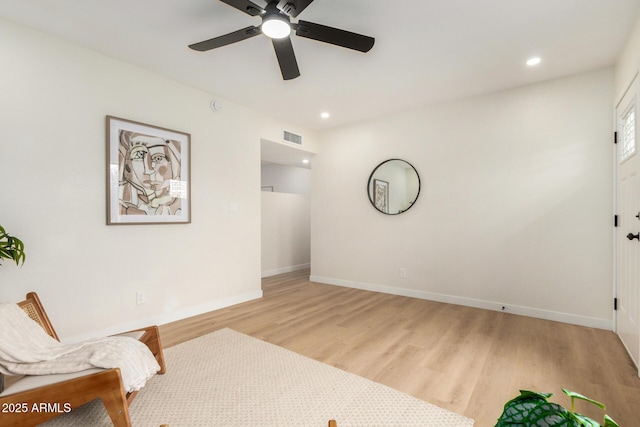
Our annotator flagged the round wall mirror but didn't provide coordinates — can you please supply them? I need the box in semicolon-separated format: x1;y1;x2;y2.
367;159;420;215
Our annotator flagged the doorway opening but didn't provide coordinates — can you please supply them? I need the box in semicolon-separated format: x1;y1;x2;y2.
260;138;315;279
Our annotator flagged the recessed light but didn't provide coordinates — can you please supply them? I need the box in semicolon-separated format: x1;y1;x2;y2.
320;112;330;119
526;57;541;66
302;159;310;164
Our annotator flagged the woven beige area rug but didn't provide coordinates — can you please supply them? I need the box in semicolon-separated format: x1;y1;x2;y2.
43;328;474;426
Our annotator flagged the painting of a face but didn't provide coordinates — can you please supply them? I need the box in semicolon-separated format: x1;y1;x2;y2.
119;132;182;215
107;116;191;225
147;145;174;194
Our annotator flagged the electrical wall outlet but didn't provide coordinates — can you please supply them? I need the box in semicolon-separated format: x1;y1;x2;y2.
399;268;406;278
136;291;145;305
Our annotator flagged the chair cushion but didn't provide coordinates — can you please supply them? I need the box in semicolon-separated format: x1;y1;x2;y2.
0;331;150;396
0;368;104;397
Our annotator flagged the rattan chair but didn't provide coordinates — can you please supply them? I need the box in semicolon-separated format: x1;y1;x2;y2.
0;292;166;427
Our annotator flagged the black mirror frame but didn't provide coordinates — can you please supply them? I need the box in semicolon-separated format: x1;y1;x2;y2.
367;158;421;215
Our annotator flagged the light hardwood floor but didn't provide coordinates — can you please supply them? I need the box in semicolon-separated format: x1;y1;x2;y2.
160;270;640;426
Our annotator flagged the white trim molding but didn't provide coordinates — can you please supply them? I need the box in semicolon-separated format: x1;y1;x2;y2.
262;263;310;278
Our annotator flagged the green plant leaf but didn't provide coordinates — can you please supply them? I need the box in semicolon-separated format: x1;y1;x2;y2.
522;402;579;426
604;414;619;427
562;389;606;411
518;390;555;400
498;400;544;424
497;390;554;424
0;225;26;267
571;413;600;427
497;389;617;427
496;391;578;426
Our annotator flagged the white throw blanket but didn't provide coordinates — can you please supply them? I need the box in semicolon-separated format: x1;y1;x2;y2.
0;303;160;393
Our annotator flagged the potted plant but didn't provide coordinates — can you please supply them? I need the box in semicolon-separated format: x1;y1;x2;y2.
495;389;618;426
0;224;25;393
0;224;25;267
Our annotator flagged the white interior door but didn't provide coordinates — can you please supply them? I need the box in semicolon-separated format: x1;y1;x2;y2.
616;72;640;373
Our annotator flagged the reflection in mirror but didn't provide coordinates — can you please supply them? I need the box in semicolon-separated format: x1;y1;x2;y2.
367;159;420;215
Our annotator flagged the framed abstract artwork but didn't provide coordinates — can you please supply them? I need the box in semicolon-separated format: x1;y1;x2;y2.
106;116;191;225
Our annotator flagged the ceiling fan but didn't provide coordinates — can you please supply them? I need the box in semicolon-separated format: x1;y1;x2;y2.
188;0;375;80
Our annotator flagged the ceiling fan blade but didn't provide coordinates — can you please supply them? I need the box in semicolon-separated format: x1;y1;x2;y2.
271;36;300;80
218;0;264;16
189;26;261;51
295;20;374;52
278;0;314;17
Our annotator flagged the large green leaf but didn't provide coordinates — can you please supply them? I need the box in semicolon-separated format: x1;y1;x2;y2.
496;391;560;426
522;402;579;426
563;389;606;411
498;400;544;424
497;390;551;423
496;390;616;427
571;413;601;426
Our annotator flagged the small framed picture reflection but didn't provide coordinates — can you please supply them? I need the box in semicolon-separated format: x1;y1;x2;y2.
373;179;389;214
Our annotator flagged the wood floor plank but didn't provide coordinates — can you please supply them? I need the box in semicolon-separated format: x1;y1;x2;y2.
159;270;640;426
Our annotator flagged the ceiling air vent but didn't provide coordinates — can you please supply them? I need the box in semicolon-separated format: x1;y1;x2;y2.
283;130;302;145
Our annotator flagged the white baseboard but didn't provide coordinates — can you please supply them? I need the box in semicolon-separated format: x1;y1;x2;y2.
64;290;263;343
261;263;310;278
310;275;613;331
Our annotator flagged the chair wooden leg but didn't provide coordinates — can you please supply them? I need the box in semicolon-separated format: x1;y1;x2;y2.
101;386;131;427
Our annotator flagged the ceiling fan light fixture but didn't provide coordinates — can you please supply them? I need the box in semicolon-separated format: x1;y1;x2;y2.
262;15;291;39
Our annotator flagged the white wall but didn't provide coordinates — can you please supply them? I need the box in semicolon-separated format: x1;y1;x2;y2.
615;14;640;101
261;192;311;277
311;67;614;329
0;17;315;341
261;163;311;194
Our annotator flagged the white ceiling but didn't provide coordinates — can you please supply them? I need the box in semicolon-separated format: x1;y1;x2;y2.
1;0;639;131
